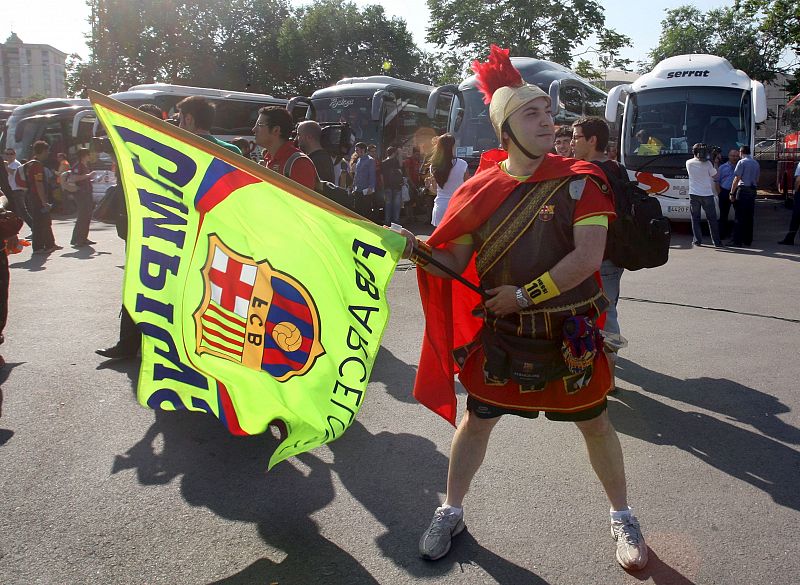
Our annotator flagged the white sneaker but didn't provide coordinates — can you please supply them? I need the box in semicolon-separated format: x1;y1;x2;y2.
611;512;648;570
419;506;465;560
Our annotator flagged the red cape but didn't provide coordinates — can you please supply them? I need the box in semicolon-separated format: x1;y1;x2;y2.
413;150;609;425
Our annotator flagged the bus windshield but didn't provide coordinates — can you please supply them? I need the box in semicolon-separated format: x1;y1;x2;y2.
781;94;800;152
312;96;376;144
624;87;752;167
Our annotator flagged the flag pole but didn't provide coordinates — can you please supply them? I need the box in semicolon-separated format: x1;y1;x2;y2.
411;246;486;298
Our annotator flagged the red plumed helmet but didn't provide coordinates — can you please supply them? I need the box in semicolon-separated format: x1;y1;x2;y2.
471;45;524;105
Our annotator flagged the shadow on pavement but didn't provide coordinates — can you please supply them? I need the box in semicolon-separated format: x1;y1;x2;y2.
371;345;418;403
328;422;550;584
626;547;698;584
611;358;800;511
0;427;13;446
61;246;112;260
113;410;380;585
9;253;48;272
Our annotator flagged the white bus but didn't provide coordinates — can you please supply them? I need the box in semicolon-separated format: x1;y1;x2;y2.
288;76;449;159
427;58;614;171
605;54;768;221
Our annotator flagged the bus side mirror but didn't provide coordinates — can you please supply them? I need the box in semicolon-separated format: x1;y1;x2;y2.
427;84;459;120
371;90;393;122
287;96;313;120
752;81;768;124
605;84;630;123
549;80;561;116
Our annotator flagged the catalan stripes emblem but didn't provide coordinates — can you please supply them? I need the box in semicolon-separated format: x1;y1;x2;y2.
194;234;324;381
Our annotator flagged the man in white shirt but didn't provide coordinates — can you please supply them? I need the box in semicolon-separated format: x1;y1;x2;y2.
685;143;721;247
3;148;32;231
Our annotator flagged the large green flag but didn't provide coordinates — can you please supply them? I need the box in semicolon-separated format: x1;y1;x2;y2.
91;92;406;468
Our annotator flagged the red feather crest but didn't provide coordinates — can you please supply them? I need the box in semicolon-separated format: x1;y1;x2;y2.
471;45;524;105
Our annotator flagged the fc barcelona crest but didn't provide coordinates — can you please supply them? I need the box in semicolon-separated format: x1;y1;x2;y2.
193;234;325;382
538;204;555;221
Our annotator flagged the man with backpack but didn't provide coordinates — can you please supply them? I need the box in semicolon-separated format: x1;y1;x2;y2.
571;117;628;388
253;107;317;191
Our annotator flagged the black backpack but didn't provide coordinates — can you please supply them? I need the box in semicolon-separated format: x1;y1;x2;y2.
283;151;354;211
596;160;671;271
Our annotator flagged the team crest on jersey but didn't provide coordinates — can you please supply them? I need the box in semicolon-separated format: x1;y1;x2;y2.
193;234;324;382
538;204;555;221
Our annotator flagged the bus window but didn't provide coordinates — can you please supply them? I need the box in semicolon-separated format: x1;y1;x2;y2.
41;121;67;164
313;97;373;144
210;100;264;137
383;95;433;154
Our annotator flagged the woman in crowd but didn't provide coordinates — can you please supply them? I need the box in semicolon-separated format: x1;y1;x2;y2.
428;133;468;226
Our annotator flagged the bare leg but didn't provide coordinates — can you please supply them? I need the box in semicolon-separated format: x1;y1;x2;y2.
574;410;628;510
444;409;500;508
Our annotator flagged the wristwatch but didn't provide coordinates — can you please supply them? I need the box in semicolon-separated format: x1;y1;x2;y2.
515;287;532;309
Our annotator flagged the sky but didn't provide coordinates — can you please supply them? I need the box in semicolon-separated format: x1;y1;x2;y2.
0;0;742;67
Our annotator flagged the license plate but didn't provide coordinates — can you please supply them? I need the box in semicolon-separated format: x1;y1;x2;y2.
668;206;690;213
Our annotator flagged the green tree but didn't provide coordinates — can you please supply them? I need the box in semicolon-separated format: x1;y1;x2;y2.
425;0;625;68
736;0;800;93
646;5;783;83
276;0;423;95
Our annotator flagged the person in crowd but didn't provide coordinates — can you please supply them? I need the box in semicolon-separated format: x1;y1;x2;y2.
729;145;760;247
97;104;167;361
553;126;573;157
0;174;22;383
686;143;721;247
429;133;468;226
177;96;242;155
403;146;423;219
571;116;628;390
253;107;317;190
351;142;376;217
396;47;647;571
25;141;60;255
54;153;73;213
715;149;739;241
778;162;800;246
3;148;30;234
69;148;96;247
380;146;404;225
634;129;662;155
297;120;335;184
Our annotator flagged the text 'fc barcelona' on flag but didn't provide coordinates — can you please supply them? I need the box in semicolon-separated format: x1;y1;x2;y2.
90;91;406;468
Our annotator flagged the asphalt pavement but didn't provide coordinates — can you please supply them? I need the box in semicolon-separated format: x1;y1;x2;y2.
1;199;798;585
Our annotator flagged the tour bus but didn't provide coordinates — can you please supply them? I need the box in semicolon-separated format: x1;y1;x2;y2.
287;76;450;158
604;54;767;221
108;83;289;147
0;98;116;201
777;92;800;203
426;58;613;171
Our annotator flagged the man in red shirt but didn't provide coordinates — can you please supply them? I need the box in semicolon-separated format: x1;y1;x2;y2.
25;141;59;254
252;107;317;191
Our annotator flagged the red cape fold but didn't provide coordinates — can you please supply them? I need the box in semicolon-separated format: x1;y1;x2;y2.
413;150;610;425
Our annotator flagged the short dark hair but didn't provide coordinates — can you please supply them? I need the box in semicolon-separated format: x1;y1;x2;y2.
138;103;164;118
177;96;215;131
355;142;367;151
692;142;708;157
739;145;751;155
257;106;293;140
572;116;609;151
554;126;572;139
33;140;50;155
367;143;377;151
77;147;90;159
